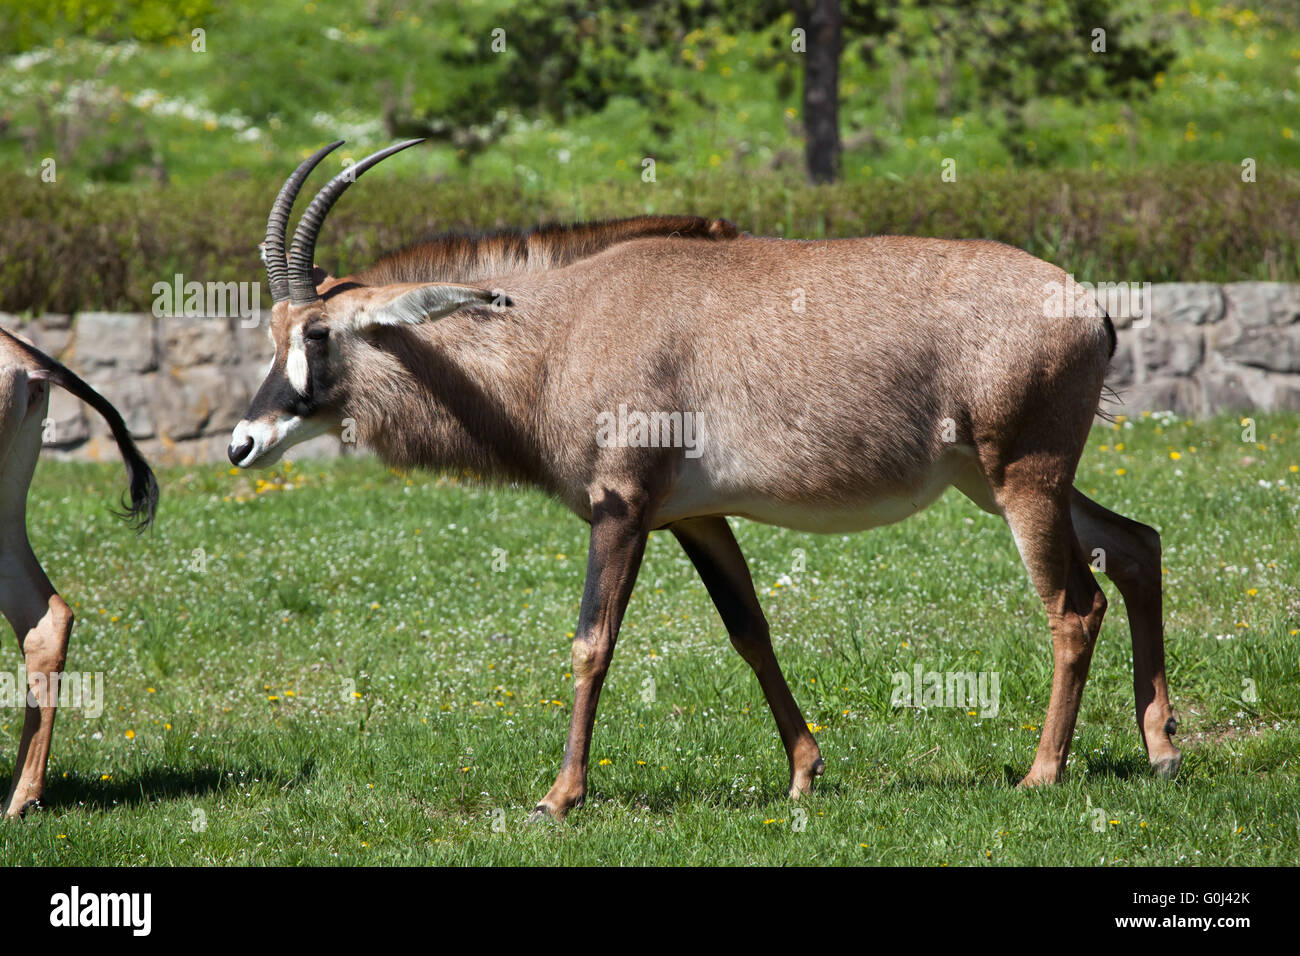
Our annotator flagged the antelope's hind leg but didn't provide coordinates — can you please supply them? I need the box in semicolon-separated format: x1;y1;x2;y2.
1070;489;1180;777
0;367;73;818
672;516;823;798
990;455;1108;787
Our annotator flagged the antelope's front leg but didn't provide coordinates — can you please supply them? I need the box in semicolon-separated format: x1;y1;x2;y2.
528;488;649;823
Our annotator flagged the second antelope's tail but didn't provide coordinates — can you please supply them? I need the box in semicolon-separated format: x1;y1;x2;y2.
0;327;158;531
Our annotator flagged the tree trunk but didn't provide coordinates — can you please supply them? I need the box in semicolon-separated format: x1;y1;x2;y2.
793;0;842;184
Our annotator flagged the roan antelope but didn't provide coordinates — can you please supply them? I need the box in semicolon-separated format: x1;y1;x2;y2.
232;140;1180;823
0;328;158;818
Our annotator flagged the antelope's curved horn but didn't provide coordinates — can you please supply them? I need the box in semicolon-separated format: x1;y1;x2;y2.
287;138;425;304
264;140;345;304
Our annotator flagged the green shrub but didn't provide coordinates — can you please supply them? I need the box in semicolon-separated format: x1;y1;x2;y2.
3;164;1296;314
0;0;216;54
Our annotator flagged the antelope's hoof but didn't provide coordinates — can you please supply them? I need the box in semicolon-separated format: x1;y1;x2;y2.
1015;769;1060;789
1151;750;1182;780
526;804;562;826
4;798;40;820
789;758;825;799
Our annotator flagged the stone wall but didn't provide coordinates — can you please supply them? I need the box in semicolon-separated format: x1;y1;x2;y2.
1;311;344;466
5;280;1299;466
1108;282;1300;416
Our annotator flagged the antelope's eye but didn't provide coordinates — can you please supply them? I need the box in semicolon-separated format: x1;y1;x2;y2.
305;325;329;341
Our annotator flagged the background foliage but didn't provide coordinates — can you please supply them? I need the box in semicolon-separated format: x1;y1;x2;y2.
0;0;1296;303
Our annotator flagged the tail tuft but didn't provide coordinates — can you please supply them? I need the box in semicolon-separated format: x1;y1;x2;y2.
1096;384;1122;424
111;444;160;533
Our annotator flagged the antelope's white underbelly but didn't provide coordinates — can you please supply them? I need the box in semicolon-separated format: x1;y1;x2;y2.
654;444;994;532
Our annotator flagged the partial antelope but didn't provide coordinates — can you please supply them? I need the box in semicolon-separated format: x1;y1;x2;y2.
0;328;158;817
232;140;1180;823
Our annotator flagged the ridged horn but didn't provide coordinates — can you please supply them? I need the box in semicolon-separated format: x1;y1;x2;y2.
264;140;345;303
287;138;425;304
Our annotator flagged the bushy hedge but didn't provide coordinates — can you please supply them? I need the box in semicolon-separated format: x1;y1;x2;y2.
3;164;1296;314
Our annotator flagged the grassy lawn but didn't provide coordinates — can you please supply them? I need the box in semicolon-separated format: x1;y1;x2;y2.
0;411;1296;865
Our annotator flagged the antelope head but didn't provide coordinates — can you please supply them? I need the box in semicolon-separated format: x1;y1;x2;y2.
228;140;507;469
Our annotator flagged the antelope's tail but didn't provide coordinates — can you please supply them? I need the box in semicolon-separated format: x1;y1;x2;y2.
0;328;158;531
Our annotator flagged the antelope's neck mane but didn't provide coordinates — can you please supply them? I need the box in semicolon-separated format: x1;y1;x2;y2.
354;215;737;286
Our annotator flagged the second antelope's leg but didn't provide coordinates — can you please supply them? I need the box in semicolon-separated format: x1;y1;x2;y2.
528;488;649;823
0;368;73;818
994;459;1108;787
1070;489;1181;777
672;516;823;797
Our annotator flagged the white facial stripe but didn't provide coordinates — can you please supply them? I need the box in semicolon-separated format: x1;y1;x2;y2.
286;326;308;395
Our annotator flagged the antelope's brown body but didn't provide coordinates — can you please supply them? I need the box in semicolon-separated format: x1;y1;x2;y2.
233;141;1181;823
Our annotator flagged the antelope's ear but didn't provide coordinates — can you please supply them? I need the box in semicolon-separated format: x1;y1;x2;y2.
350;283;512;331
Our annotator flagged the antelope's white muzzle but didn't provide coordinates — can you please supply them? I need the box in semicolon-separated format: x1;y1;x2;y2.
228;415;326;468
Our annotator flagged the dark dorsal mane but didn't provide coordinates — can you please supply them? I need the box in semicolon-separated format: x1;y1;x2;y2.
355;215;739;286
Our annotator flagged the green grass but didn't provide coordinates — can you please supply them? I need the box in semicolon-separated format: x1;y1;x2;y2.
1;411;1297;865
